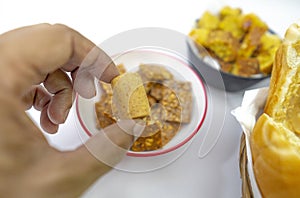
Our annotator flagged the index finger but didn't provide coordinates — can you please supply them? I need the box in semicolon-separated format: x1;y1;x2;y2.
71;45;120;98
0;23;119;98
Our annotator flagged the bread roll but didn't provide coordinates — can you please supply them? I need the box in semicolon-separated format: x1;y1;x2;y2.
251;22;300;198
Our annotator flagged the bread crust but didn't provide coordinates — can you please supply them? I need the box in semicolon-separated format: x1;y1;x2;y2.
251;114;300;198
263;44;285;116
251;22;300;197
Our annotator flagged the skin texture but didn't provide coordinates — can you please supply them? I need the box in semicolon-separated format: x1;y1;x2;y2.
0;24;135;197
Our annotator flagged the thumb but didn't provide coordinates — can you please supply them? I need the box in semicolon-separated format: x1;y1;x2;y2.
66;120;144;177
49;120;145;197
83;119;145;166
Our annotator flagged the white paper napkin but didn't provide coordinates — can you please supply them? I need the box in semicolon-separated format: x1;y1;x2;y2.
231;88;269;198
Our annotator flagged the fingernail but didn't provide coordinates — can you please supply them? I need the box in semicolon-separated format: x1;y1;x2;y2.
116;119;145;141
99;63;120;83
63;109;70;122
116;119;135;134
133;122;145;142
73;72;96;99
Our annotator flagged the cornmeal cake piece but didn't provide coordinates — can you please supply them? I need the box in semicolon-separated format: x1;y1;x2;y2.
111;72;150;119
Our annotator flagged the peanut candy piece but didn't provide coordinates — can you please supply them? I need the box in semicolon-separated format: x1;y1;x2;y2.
99;82;113;96
164;80;193;123
160;87;182;123
139;64;173;81
117;63;127;74
95;110;116;129
130;121;162;152
131;131;162;152
147;95;157;107
95;95;116;129
149;83;166;101
161;122;180;146
144;82;155;94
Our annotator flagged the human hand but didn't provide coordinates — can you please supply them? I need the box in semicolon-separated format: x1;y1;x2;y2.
0;24;138;197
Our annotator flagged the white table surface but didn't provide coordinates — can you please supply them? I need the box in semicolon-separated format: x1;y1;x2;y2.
1;0;299;197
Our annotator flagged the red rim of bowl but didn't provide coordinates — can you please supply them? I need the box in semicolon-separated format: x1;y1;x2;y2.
75;48;208;157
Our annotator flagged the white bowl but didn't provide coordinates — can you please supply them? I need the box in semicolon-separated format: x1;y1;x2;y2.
75;47;208;157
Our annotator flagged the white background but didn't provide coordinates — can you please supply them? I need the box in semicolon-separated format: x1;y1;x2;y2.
0;0;299;197
1;0;299;42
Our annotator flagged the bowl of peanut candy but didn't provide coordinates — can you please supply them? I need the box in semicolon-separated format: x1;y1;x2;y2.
75;47;208;157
